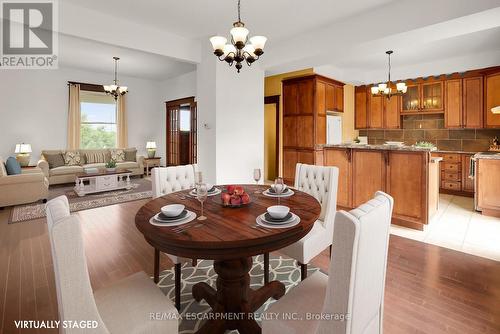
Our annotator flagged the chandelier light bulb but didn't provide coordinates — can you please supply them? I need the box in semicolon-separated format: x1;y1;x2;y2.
230;26;249;46
223;44;237;59
396;82;406;92
378;83;387;91
210;36;227;51
243;44;256;57
371;86;379;95
250;36;267;53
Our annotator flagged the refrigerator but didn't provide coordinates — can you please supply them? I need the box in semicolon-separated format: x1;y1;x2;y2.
326;115;342;145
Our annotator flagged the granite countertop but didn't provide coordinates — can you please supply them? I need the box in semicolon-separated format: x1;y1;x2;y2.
435;150;479;154
474;152;500;160
323;144;437;152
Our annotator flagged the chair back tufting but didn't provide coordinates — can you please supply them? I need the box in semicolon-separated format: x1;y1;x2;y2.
46;196;109;334
294;163;338;230
152;164;198;198
317;191;393;334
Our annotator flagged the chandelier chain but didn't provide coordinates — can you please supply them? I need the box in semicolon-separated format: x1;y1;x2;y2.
387;52;391;84
237;0;241;22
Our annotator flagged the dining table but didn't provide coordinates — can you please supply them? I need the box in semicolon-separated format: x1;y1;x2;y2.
135;184;321;334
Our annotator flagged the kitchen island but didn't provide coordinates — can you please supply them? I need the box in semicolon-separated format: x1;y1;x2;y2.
323;144;440;230
474;152;500;217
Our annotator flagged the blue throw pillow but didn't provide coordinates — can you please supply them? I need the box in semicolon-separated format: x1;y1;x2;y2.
5;157;22;175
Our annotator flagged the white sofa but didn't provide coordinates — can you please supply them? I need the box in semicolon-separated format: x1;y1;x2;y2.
0;156;49;208
38;148;144;185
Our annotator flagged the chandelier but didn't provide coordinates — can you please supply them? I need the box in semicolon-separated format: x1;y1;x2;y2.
103;57;128;100
371;51;407;98
209;0;267;73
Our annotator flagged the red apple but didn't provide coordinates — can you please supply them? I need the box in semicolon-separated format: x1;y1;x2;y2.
221;192;231;206
230;195;242;206
227;185;236;195
234;186;245;196
241;193;250;204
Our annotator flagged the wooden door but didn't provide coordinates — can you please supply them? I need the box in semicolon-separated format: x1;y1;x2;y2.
368;94;384;128
335;85;344;112
297;79;314;114
352;150;385;207
402;84;420;112
355;87;367;129
324;148;351;208
386;152;426;221
462;154;474;193
485;73;500;128
326;84;335;111
166;97;197;166
463;77;483;128
445;79;463;128
384;95;400;128
166;105;180;166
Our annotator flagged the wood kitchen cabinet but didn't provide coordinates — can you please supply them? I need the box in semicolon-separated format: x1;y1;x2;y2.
368;94;384;129
431;152;474;196
282;74;344;183
485;72;500;128
352;150;386;207
385;95;401;128
324;148;351;208
401;81;444;113
355;86;400;129
476;158;500;217
355;86;368;129
445;77;484;128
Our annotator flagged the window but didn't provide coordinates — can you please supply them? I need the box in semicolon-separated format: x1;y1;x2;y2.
80;91;117;149
179;105;191;132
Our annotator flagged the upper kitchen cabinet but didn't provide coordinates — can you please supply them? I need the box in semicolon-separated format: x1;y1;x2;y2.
446;76;484;129
485;71;500;128
355;86;400;129
355;86;368;129
320;80;344;113
401;81;444;113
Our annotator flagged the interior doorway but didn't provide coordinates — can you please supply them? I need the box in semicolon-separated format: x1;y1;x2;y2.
264;95;280;182
166;97;197;166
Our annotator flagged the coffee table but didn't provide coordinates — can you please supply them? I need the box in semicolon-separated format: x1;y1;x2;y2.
74;168;132;197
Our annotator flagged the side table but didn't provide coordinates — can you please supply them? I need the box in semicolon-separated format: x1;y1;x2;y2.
144;157;161;176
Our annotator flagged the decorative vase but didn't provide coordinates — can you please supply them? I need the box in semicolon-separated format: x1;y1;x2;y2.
106;168;116;172
147;149;156;158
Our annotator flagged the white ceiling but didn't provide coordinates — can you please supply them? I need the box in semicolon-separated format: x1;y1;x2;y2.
63;0;396;42
59;35;196;80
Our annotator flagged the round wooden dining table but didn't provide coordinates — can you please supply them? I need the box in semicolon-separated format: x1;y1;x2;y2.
135;184;321;334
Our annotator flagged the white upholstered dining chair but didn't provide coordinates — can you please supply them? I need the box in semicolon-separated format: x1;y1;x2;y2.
264;163;339;282
262;191;394;334
46;196;178;334
151;164;198;310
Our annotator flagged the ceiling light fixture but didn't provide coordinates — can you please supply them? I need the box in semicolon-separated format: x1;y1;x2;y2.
371;51;407;99
209;0;267;73
103;57;128;100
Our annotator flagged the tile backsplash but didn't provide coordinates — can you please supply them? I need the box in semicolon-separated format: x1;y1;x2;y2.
359;114;500;152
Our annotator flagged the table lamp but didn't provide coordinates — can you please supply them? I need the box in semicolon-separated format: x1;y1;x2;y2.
15;143;32;167
146;141;157;158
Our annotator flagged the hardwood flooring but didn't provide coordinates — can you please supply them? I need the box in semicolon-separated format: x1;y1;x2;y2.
1;199;499;333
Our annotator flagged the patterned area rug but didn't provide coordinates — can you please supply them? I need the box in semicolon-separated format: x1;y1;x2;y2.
9;177;152;223
156;254;321;333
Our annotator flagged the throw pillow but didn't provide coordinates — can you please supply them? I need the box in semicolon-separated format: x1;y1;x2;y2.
85;152;106;164
63;151;81;166
44;153;65;169
5;157;22;175
110;149;125;162
124;149;137;162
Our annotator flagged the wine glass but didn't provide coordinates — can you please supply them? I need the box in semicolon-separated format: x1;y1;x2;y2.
195;171;203;187
253;168;261;193
274;177;284;205
196;183;208;221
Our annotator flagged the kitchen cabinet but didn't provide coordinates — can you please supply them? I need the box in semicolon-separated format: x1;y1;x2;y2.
445;77;484;129
324;147;437;230
431;152;474;196
324;148;351;208
462;154;474;193
368;94;384;128
282;74;344;183
352;150;386;207
485;72;500;128
401;81;444;113
385;95;401;128
476;158;500;217
355;86;368;129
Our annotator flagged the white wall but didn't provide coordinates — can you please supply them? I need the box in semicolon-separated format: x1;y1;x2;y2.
0;67;164;164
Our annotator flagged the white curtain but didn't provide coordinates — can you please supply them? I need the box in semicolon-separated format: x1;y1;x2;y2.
116;95;128;148
67;83;81;149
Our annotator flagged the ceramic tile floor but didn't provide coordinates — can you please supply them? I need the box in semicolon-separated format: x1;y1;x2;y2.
390;194;500;261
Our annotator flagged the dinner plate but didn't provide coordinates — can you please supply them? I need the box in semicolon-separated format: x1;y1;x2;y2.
189;187;221;197
258;212;297;225
262;189;294;198
157;210;188;222
256;214;300;229
263;212;293;224
150;210;196;227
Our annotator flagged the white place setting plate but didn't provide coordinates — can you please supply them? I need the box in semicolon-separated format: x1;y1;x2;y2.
256;213;300;229
189;187;221;197
149;210;197;227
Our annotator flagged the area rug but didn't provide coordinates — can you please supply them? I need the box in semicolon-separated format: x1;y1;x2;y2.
156;254;321;333
9;177;152;223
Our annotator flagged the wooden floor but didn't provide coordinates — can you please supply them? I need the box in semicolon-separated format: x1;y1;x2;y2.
1;199;499;334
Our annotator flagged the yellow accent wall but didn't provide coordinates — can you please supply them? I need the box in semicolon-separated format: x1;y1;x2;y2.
342;84;358;142
264;104;277;181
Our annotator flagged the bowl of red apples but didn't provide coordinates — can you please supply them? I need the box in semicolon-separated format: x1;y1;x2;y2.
216;185;251;208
